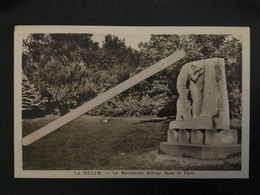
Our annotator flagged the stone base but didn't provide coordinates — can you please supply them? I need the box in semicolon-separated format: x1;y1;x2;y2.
167;129;238;145
160;142;241;159
169;118;230;130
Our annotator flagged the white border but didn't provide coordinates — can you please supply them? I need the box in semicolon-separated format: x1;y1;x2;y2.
14;26;250;178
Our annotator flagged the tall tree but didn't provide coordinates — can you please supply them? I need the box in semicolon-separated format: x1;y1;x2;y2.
22;34;99;115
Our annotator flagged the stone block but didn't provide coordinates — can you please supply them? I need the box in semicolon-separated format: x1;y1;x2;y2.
167;129;179;143
169;119;212;129
221;129;238;144
169;117;230;130
191;129;204;144
179;129;191;144
174;58;230;129
160;142;241;159
205;129;238;145
205;130;222;144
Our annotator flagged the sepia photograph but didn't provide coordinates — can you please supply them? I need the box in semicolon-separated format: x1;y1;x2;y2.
14;26;250;178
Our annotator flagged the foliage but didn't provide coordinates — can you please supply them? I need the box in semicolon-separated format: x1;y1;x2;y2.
138;34;242;119
22;72;45;118
22;33;242;119
22;34;141;116
23;34;100;115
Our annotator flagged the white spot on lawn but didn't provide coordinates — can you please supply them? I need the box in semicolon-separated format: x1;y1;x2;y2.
103;118;109;123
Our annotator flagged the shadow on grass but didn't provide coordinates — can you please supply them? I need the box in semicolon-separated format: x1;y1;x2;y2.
134;117;174;124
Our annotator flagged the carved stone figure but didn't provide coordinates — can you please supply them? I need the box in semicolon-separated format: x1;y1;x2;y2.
188;64;204;118
176;63;204;120
173;58;230;129
175;63;192;120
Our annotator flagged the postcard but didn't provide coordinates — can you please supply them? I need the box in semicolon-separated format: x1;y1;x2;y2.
14;26;249;178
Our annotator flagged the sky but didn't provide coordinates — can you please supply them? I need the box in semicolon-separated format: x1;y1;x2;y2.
91;34;242;50
91;34;151;50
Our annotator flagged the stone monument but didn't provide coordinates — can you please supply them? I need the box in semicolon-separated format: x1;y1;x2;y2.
160;58;241;159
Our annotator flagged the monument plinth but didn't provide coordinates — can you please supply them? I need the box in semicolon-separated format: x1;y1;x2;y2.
160;58;241;159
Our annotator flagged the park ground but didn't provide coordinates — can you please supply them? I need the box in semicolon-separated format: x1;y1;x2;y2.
22;115;241;170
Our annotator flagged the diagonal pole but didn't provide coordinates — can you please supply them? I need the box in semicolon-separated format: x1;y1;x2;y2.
22;50;185;146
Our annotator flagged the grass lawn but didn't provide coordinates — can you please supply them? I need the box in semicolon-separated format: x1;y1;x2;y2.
22;115;241;170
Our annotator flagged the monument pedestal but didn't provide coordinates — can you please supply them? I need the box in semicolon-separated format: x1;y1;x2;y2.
160;128;241;159
160;142;241;159
159;58;242;159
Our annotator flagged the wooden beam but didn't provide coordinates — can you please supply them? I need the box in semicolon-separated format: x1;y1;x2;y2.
22;50;185;146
